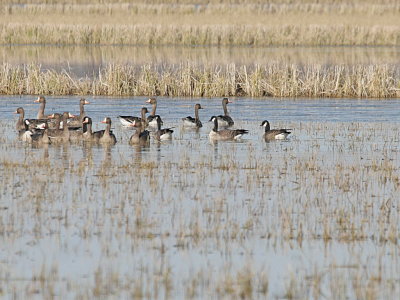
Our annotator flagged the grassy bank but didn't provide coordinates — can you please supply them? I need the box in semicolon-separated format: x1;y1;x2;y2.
1;63;399;98
1;23;399;46
0;0;399;46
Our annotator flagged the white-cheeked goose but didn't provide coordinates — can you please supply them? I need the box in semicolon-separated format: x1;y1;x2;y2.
209;116;248;141
260;120;291;140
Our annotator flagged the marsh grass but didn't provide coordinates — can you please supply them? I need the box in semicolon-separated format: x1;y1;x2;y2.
0;0;399;46
1;23;399;46
1;63;399;98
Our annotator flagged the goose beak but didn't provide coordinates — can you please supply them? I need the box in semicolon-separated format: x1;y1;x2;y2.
47;114;55;119
84;100;90;105
69;113;76;118
13;111;18;114
101;118;107;124
145;99;151;103
34;97;40;103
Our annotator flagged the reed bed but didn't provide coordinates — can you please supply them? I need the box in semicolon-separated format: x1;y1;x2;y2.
0;0;399;46
1;23;399;46
2;1;400;16
1;63;399;98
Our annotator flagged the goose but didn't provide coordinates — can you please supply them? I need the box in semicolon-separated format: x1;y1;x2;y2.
48;112;77;130
129;120;150;145
209;98;234;127
182;103;203;128
260;120;291;140
14;107;26;131
209;116;248;141
154;116;173;141
118;107;149;127
30;122;51;145
34;96;50;119
67;98;90;127
146;97;163;127
98;117;117;145
15;106;48;130
48;112;71;143
19;119;46;142
82;117;99;142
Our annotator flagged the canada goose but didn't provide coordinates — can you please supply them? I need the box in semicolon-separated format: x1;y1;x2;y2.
146;97;163;127
209;98;234;127
30;122;51;145
119;107;149;127
98;117;117;145
260;120;291;140
154;116;173;141
67;98;90;127
129;120;150;145
209;116;248;141
182;103;203;128
19;119;46;142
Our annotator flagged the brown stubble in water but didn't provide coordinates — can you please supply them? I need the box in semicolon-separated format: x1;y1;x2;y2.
0;118;399;299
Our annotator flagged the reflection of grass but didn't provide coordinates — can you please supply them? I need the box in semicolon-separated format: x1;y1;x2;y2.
1;63;399;98
0;0;399;46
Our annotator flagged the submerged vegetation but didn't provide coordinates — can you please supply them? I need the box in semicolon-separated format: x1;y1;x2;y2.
0;63;399;98
0;0;399;46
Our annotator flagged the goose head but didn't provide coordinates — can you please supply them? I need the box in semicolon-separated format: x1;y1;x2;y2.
82;116;92;125
101;117;112;125
34;96;46;103
80;98;90;105
145;97;157;104
14;107;24;115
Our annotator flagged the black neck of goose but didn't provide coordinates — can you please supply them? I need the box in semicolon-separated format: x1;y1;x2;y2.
213;118;218;132
264;122;270;132
156;117;161;131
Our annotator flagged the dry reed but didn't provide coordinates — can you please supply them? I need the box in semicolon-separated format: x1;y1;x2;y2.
0;62;399;98
0;23;399;47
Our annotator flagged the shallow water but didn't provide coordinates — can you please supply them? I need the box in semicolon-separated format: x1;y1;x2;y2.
0;96;399;299
2;45;400;77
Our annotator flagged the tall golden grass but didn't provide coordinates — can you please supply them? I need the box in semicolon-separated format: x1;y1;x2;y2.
0;0;398;46
1;63;398;98
1;1;399;16
1;23;399;46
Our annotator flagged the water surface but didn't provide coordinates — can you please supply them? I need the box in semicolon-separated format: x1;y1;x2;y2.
0;96;399;299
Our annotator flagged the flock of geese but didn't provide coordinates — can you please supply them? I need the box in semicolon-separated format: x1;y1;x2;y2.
14;96;291;146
